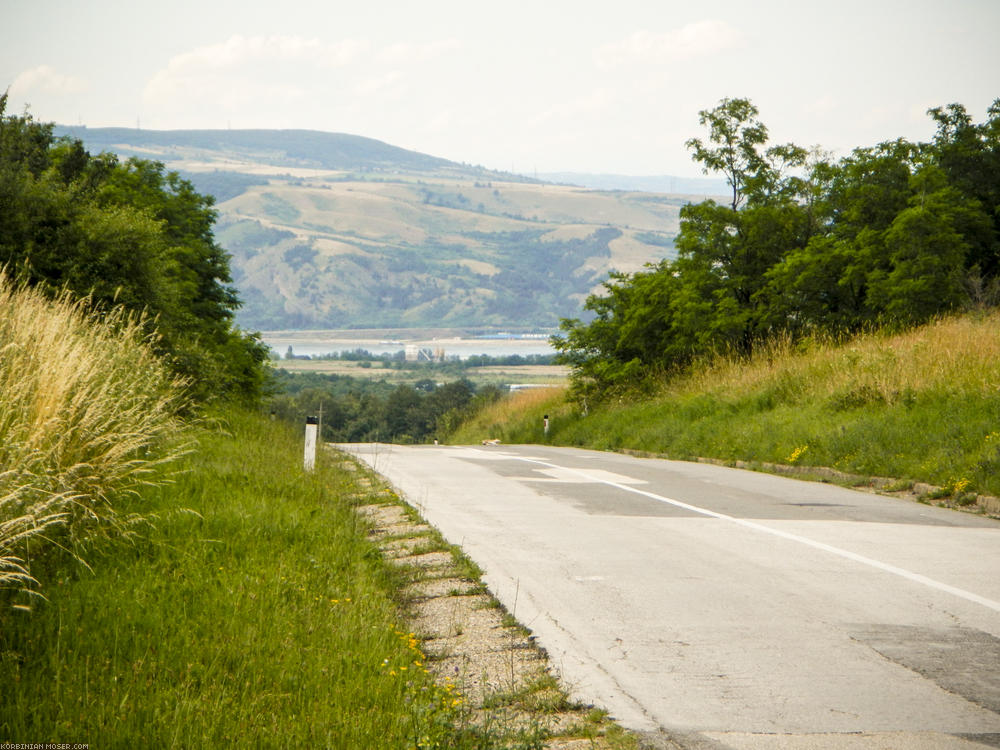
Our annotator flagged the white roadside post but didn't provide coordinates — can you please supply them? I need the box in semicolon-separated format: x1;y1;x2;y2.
304;415;319;472
543;413;550;436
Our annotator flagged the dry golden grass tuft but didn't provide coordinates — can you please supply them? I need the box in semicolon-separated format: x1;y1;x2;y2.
450;386;568;444
0;274;190;599
674;311;1000;405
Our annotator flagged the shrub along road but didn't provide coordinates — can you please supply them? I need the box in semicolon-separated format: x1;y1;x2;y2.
338;442;1000;750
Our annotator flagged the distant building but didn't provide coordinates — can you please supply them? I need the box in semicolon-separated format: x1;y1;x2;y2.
404;345;438;362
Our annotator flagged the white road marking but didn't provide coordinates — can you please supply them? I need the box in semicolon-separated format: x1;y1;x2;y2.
513;456;1000;614
530;467;649;485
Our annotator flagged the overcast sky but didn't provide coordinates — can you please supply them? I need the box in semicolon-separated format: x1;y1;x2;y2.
3;0;998;177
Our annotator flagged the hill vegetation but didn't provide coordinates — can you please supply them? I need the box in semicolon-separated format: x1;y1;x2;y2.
55;124;699;331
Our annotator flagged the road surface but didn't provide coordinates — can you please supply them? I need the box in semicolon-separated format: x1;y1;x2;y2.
338;442;1000;749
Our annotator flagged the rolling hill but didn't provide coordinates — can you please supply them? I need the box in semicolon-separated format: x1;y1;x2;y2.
56;127;716;330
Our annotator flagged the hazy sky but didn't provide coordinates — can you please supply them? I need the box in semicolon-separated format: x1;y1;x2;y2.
2;0;998;177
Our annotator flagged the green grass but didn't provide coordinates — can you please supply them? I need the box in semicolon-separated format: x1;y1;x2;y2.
0;410;478;748
448;312;1000;500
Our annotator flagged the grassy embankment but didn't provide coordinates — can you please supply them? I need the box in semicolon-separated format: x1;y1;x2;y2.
2;412;486;747
0;278;479;747
449;312;1000;503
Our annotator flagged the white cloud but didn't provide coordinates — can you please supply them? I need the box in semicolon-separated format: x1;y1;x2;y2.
353;70;404;96
530;87;616;127
595;20;745;70
140;34;463;128
376;39;461;65
424;108;458;134
143;34;370;103
163;34;370;72
9;65;87;97
804;95;838;116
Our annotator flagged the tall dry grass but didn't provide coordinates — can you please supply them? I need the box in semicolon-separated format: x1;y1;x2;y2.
0;274;190;600
674;311;1000;405
448;386;568;444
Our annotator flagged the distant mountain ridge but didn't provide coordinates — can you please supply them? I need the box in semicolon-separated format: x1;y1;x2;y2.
539;172;729;197
54;126;696;331
55;126;461;173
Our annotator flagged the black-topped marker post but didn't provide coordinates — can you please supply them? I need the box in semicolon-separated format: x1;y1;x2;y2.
304;415;319;472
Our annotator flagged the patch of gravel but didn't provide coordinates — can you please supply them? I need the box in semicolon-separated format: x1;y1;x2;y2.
380;536;435;557
357;503;410;524
388;550;455;570
405;576;483;599
356;493;636;749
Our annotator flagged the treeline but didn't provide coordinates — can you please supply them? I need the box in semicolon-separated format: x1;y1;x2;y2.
555;98;1000;399
0;94;269;402
464;352;555;367
291;347;555;368
270;370;504;443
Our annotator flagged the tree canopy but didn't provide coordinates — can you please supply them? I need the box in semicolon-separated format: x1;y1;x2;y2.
268;370;500;444
0;93;270;403
555;97;1000;401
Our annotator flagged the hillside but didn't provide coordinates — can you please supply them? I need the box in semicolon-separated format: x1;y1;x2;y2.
55;126;456;172
56;127;707;330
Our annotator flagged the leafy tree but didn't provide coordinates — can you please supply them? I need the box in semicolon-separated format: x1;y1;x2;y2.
685;97;808;211
0;93;270;403
685;97;769;212
868;205;966;324
269;371;485;443
557;98;810;387
756;143;913;335
553;264;680;399
385;385;429;441
867;169;990;324
926;100;1000;278
555;97;1000;401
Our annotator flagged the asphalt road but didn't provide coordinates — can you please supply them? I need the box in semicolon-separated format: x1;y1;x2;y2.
338;443;1000;749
